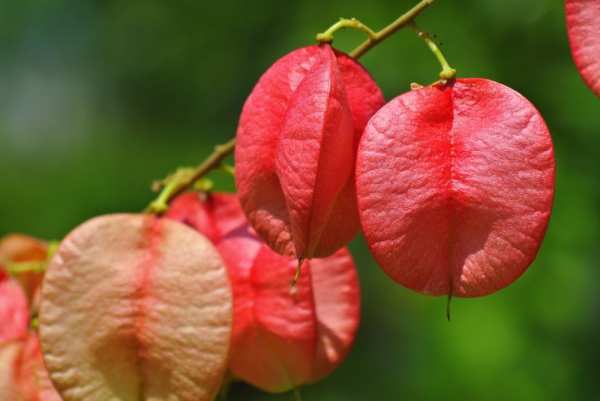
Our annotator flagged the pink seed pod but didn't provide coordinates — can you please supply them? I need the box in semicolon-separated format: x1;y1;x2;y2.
0;270;29;343
218;225;360;393
166;192;246;243
0;234;48;305
38;214;232;401
566;0;600;97
235;44;385;259
165;192;361;392
356;78;555;297
0;333;62;401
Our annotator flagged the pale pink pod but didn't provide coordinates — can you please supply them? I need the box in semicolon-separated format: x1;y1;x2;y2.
39;214;232;401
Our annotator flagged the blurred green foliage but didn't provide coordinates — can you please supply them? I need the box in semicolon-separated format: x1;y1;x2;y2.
1;0;598;400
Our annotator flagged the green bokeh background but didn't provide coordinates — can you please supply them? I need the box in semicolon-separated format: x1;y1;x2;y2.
1;0;598;400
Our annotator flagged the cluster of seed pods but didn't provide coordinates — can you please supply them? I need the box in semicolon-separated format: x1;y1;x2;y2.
236;46;555;297
1;13;568;399
29;192;359;401
166;192;360;393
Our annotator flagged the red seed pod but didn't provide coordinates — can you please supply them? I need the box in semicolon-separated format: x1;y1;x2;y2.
0;234;48;304
218;224;360;393
356;78;555;297
0;334;62;401
166;192;246;243
0;235;47;262
235;44;385;259
39;214;232;401
0;271;29;343
566;0;600;97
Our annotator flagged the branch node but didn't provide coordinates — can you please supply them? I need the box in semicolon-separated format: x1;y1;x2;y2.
349;0;436;59
146;138;236;214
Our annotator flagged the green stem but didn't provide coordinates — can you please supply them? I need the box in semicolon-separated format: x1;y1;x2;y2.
217;373;232;401
147;2;440;215
146;138;236;214
315;0;436;59
4;241;59;276
290;257;304;291
220;164;235;176
292;387;303;401
5;260;47;275
316;18;377;43
411;23;457;80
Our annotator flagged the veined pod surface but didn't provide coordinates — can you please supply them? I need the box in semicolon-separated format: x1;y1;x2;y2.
166;192;360;392
356;78;555;297
218;224;360;393
235;44;384;259
566;0;600;97
39;214;232;401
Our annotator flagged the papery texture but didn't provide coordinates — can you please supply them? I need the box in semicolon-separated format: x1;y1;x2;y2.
235;44;384;258
219;225;360;392
356;78;555;297
39;214;232;401
566;0;600;97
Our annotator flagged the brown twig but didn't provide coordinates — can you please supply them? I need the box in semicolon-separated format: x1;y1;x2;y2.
146;138;236;214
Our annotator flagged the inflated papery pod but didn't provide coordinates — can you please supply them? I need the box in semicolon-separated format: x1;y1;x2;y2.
39;214;232;401
235;44;385;259
219;225;360;392
166;192;361;392
356;78;555;297
565;0;600;97
0;334;62;401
